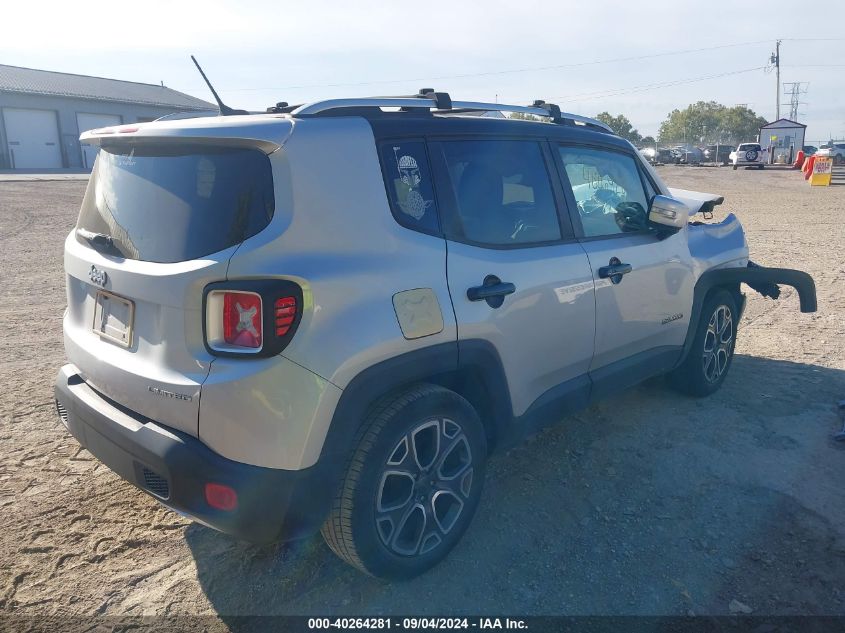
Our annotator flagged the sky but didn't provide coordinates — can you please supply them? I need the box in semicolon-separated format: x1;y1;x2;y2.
3;0;844;143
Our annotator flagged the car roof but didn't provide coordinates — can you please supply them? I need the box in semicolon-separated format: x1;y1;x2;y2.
362;112;632;151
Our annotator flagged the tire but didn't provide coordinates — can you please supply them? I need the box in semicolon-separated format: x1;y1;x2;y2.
836;154;844;166
668;289;738;397
732;165;738;170
758;164;765;170
321;383;487;579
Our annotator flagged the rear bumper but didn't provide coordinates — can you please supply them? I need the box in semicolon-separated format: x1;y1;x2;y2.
54;364;333;544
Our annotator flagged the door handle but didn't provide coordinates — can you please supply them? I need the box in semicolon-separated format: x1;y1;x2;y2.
467;275;515;308
598;257;632;284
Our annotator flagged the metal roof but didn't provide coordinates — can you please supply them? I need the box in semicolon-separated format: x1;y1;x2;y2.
760;118;806;128
0;64;215;111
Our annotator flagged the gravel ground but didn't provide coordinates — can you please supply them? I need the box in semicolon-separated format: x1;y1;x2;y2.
1;165;844;622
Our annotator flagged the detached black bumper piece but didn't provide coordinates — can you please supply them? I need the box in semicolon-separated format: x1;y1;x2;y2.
54;364;332;544
699;263;817;313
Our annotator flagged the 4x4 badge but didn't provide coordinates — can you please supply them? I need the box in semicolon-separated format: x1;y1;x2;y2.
88;265;108;287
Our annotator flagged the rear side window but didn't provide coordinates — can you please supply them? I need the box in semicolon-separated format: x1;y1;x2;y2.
77;144;274;263
379;140;440;235
440;140;561;246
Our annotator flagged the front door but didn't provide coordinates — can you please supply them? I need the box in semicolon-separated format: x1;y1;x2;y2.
434;138;596;418
555;144;694;392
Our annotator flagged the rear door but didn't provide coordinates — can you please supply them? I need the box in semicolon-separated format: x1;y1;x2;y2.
554;143;694;394
64;142;277;436
433;138;596;418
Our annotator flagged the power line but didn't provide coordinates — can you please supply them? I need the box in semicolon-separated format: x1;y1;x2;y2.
547;66;767;103
194;40;775;94
780;37;845;42
784;64;845;68
182;37;845;95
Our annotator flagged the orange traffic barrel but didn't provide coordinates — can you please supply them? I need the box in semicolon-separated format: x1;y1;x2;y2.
804;155;816;179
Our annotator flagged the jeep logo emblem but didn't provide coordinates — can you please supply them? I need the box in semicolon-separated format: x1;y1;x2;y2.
89;265;108;287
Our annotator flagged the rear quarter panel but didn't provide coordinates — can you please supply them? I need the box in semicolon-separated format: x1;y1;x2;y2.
224;117;458;389
202;117;457;468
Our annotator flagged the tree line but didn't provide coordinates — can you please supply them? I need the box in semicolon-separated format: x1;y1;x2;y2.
596;102;767;147
511;102;768;147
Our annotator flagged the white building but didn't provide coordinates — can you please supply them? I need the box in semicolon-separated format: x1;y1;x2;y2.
759;118;806;164
0;64;214;170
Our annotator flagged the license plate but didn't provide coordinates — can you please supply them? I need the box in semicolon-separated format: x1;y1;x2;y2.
92;290;135;348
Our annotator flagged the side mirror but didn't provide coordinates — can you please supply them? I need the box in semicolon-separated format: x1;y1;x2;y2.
648;195;687;232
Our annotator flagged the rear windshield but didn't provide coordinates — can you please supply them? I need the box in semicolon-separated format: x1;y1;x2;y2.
76;144;274;263
738;144;761;151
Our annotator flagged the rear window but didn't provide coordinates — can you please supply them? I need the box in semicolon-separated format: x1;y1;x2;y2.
76;144;274;263
738;144;761;152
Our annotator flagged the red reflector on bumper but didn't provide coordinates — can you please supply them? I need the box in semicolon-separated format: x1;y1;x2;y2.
205;483;238;511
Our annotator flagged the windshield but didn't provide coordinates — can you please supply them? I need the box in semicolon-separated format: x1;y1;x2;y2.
76;144;274;263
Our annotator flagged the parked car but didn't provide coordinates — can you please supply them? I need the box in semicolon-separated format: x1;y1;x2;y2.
639;146;657;163
640;147;674;165
802;145;817;156
730;142;768;169
816;142;845;165
671;145;704;165
639;147;672;165
703;144;735;165
54;91;817;579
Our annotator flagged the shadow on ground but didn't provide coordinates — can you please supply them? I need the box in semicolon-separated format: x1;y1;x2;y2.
185;355;845;619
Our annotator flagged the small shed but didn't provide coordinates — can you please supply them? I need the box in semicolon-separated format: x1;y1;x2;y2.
759;118;806;164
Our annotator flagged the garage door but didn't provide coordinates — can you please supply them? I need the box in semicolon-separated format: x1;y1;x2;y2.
77;113;122;170
3;108;63;169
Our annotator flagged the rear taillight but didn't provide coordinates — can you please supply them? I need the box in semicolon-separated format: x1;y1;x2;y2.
274;297;296;336
222;291;262;348
204;281;302;358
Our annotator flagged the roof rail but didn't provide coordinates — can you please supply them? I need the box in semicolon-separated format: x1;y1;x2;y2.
290;90;614;134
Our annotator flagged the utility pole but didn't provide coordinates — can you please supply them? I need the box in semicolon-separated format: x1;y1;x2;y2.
771;40;781;120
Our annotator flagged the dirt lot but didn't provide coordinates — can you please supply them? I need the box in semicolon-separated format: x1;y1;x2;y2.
1;165;844;622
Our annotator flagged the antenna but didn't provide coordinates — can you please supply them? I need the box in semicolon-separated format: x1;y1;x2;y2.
190;55;248;116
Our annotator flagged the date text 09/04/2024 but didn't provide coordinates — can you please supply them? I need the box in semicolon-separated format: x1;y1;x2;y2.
307;618;528;630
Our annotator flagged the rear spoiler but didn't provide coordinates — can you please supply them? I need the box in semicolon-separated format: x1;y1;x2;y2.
79;115;293;155
668;188;725;217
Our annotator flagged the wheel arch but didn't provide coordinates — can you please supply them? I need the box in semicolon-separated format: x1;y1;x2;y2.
676;263;817;368
315;340;513;506
677;271;744;368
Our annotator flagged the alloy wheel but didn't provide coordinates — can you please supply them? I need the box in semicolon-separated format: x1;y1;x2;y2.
375;418;474;557
702;304;734;383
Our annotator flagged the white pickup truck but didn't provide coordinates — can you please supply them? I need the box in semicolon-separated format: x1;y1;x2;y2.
730;143;768;170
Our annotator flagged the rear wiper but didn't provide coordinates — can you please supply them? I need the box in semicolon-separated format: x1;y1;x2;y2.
76;228;115;251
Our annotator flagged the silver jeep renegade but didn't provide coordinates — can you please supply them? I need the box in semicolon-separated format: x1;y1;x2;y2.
54;90;816;579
